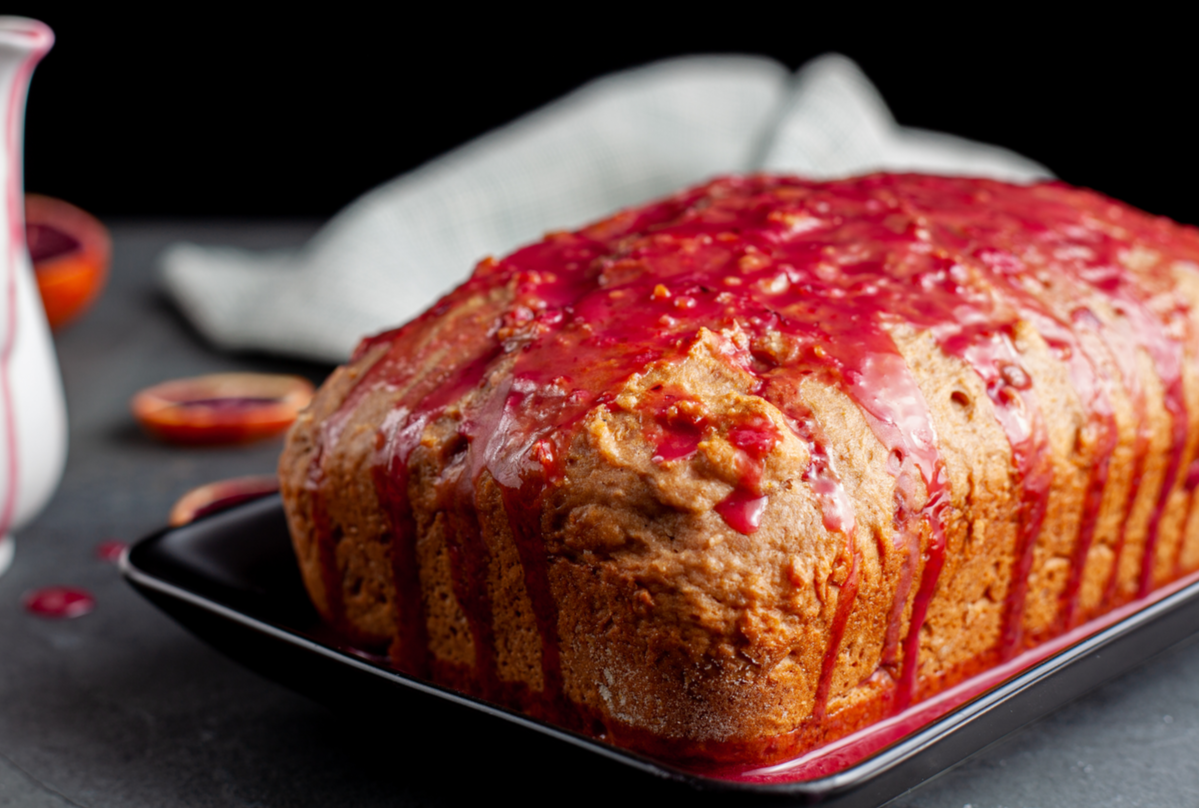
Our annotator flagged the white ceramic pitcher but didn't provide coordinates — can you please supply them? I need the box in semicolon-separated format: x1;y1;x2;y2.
0;18;67;577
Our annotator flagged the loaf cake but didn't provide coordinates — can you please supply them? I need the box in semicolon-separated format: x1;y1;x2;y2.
279;173;1198;768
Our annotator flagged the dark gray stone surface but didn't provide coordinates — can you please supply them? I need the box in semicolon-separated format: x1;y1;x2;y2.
0;223;1195;806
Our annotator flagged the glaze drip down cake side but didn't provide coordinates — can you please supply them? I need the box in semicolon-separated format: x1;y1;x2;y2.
278;174;1199;767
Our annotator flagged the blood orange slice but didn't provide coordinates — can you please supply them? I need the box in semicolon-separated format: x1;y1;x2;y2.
25;193;111;330
131;373;314;445
169;475;281;526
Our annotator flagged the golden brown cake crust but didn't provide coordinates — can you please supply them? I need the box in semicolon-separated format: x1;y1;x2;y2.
279;174;1199;767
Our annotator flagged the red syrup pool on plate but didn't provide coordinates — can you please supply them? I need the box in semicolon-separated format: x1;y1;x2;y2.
24;586;95;618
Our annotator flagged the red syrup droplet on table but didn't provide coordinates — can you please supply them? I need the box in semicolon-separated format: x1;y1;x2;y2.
24;586;95;618
95;539;128;563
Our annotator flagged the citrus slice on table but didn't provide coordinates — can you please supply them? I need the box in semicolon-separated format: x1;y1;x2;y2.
169;475;281;526
25;193;111;329
131;373;314;445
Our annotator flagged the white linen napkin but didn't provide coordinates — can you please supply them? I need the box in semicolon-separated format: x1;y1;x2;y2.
160;53;1051;363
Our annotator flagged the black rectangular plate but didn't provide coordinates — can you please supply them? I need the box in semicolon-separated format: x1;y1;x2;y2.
121;494;1198;805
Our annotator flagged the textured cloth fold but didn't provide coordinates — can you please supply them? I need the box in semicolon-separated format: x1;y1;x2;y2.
160;53;1051;363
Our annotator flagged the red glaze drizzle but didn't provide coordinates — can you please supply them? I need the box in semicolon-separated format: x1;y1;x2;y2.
501;478;579;726
1057;309;1120;629
1138;397;1189;596
812;544;861;719
372;418;428;676
1097;344;1152;611
715;415;780;534
1177;474;1199;578
308;485;347;637
308;174;1196;765
943;324;1053;659
442;476;497;696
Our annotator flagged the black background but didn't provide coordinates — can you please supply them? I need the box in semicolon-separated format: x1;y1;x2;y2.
11;8;1198;224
